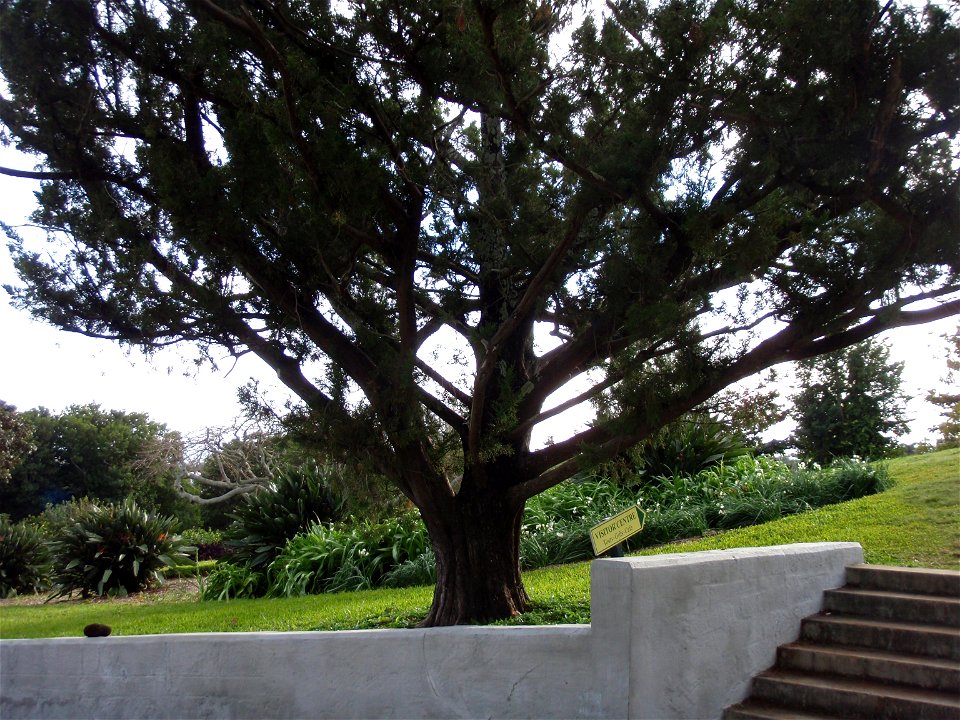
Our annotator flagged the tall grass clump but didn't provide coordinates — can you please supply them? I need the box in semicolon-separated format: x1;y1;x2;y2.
267;512;430;596
602;416;752;483
632;455;889;548
519;479;634;568
203;511;432;600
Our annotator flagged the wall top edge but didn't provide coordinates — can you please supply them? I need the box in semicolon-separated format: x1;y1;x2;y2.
593;541;864;571
0;623;593;646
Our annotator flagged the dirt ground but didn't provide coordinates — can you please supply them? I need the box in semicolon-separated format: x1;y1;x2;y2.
0;576;201;607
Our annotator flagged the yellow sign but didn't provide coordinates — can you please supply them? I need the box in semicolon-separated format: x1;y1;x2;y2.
589;506;645;556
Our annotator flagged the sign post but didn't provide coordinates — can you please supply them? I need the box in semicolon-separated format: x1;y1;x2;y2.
589;506;645;556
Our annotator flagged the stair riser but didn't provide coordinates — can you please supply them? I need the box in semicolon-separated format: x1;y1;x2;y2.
723;709;795;720
823;591;960;627
801;619;960;660
778;646;960;692
752;677;960;720
847;567;960;597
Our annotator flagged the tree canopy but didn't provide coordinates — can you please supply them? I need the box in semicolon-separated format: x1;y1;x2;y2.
0;401;34;484
790;339;909;464
0;403;194;521
1;0;958;624
926;325;960;447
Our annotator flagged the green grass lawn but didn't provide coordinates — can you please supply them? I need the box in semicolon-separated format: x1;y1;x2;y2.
1;448;956;639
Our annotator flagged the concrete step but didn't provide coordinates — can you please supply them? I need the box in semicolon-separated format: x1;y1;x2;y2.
823;587;960;627
750;669;960;720
724;699;843;719
778;641;960;692
847;564;960;597
801;614;960;660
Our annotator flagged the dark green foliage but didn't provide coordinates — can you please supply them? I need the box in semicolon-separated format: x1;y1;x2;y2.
520;480;635;568
0;514;50;597
203;456;890;600
32;496;99;538
381;548;437;589
266;512;431;596
225;466;345;571
604;416;752;483
0;404;195;522
0;401;34;484
200;562;266;601
47;499;193;599
180;528;230;561
792;340;909;464
634;456;890;544
521;456;890;560
1;0;956;624
926;326;960;448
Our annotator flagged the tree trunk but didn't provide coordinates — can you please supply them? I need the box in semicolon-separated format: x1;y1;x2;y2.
418;490;530;627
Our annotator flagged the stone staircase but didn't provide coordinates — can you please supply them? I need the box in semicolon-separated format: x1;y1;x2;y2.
726;564;960;719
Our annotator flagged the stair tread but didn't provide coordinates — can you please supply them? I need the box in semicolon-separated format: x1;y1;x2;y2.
757;669;960;706
847;564;960;595
808;612;960;635
850;563;960;579
781;640;960;671
727;699;844;719
827;587;960;604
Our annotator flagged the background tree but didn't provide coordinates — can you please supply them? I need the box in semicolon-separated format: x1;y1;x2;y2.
1;0;957;625
0;401;34;484
926;325;960;448
0;404;196;522
790;339;909;464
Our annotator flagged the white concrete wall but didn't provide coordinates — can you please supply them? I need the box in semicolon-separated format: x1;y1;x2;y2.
591;543;864;719
0;542;862;720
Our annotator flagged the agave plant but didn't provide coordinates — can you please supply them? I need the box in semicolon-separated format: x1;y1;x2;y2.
48;499;193;599
226;465;345;571
0;514;51;598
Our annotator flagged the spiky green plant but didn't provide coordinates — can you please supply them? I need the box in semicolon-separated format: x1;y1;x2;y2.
226;465;345;571
0;514;51;597
48;499;193;598
267;512;431;597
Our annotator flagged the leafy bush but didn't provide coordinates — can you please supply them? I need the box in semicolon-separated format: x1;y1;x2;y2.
631;455;890;545
0;514;51;597
202;455;891;601
519;479;635;568
180;527;231;561
267;512;431;596
201;562;265;600
606;416;752;483
48;499;193;598
381;547;437;588
519;456;890;560
225;466;345;571
33;496;99;538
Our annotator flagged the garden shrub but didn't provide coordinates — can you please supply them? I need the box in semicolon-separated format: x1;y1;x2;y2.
48;499;193;598
226;465;345;571
267;511;431;596
605;415;752;484
203;455;891;600
0;514;51;597
519;479;634;568
201;561;265;600
381;547;437;588
180;527;231;561
33;496;99;538
629;455;890;543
